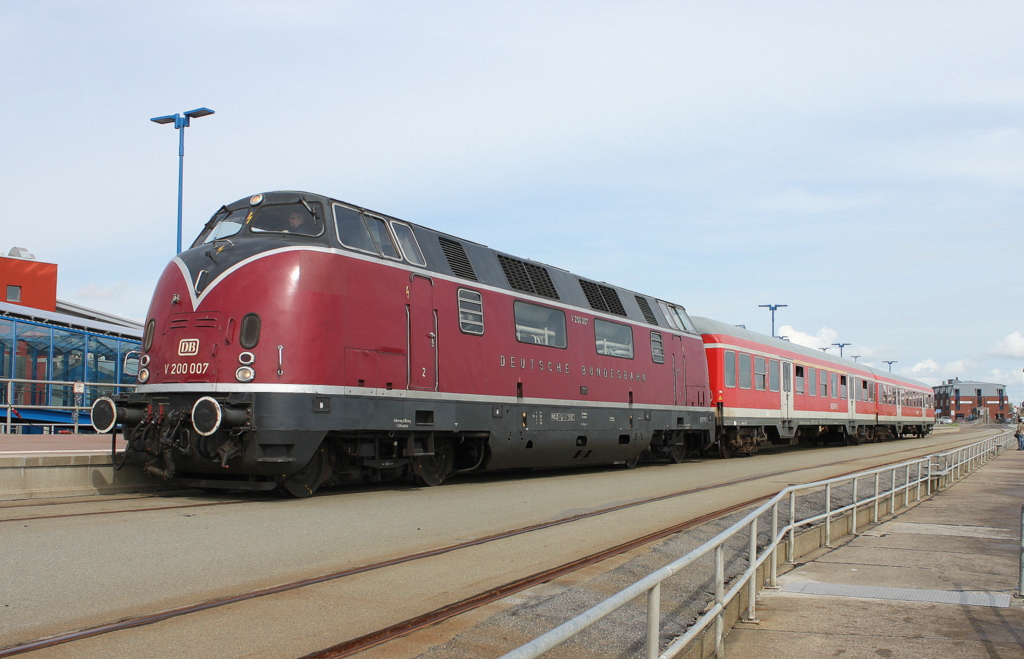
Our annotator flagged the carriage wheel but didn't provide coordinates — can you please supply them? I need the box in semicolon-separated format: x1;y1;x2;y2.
844;429;860;446
277;443;328;498
412;438;455;486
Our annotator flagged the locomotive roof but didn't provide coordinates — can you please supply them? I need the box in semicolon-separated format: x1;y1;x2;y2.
209;191;700;334
690;316;930;390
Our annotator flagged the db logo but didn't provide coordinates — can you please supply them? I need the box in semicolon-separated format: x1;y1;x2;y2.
178;339;200;356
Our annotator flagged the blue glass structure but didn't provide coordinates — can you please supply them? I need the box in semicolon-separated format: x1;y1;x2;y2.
0;301;142;430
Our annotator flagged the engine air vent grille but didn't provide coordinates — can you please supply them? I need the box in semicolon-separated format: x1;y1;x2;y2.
635;296;658;325
579;280;626;316
438;237;477;281
496;254;559;300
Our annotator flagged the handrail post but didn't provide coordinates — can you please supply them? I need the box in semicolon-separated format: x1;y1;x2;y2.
873;472;880;523
915;460;922;502
1018;503;1024;600
715;544;725;658
889;467;897;515
787;490;796;563
646;582;661;659
903;464;910;509
769;502;779;588
745;517;758;622
851;477;859;535
824;483;832;547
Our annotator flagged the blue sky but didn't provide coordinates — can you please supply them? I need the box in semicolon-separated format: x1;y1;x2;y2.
2;1;1022;399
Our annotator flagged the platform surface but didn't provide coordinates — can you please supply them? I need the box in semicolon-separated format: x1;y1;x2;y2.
727;449;1024;658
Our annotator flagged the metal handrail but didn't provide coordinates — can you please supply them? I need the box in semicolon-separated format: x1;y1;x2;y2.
500;430;1015;659
1;377;137;435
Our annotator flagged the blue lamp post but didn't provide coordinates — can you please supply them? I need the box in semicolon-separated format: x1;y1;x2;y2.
150;108;215;253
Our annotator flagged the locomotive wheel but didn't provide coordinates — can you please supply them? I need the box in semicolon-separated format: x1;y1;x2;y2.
668;443;686;464
277;443;328;498
623;455;640;469
718;439;733;459
412;438;455;486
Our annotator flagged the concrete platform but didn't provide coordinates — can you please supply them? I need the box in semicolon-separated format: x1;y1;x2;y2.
0;433;167;500
727;449;1024;658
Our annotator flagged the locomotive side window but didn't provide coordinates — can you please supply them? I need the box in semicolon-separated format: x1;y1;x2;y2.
795;365;805;394
364;215;401;260
594;319;633;359
391;222;426;266
739;353;751;389
754;356;767;391
514;301;567;348
333;205;378;254
724;351;736;387
656;301;679;330
251;203;324;236
656;301;697;334
808;368;816;396
458;289;484;335
769;359;779;392
650;332;664;364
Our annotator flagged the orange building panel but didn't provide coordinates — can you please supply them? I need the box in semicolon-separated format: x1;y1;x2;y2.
0;256;57;312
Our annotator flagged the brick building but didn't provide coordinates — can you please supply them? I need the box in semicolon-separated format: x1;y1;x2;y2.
932;379;1011;422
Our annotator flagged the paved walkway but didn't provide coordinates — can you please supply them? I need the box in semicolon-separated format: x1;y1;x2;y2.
0;433;123;455
727;448;1024;658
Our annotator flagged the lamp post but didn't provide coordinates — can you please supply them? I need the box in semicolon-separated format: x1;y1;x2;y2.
851;355;861;362
758;304;788;338
832;342;850;358
151;108;215;253
883;360;897;372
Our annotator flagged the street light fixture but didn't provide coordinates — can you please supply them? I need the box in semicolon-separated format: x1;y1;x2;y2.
883;360;897;372
832;342;850;358
819;347;830;352
151;107;215;253
758;304;788;338
851;355;861;362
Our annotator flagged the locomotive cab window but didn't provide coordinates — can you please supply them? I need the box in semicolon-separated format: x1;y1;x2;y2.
333;205;377;254
514;301;566;348
250;202;324;236
364;215;401;260
724;350;736;387
198;208;248;245
650;331;664;364
595;319;633;359
457;289;484;335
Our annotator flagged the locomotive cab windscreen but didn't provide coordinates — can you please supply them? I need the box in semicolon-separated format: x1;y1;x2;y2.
192;199;325;248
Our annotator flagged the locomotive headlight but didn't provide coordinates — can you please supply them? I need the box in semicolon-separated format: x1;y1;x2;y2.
140;354;151;367
235;366;255;383
138;368;150;383
238;352;255;365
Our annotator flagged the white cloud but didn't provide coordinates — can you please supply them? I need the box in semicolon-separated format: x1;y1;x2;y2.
992;331;1024;358
76;282;132;301
777;325;839;352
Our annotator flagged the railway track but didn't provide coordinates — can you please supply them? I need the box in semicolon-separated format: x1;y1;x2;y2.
0;429;991;658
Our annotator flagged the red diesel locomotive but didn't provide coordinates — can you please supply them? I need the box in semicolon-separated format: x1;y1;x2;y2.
92;191;717;495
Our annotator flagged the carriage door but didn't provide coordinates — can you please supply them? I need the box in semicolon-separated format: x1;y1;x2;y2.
408;275;437;390
781;361;793;422
848;375;858;423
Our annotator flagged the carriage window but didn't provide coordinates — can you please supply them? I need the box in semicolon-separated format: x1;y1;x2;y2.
390;221;426;266
795;365;805;395
739;353;751;389
808;368;817;396
832;373;838;398
595;319;633;359
840;375;848;399
458;289;483;335
650;332;664;364
334;205;377;253
754;356;767;391
514;301;566;348
251;202;324;236
820;371;829;397
724;351;736;388
869;382;875;402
